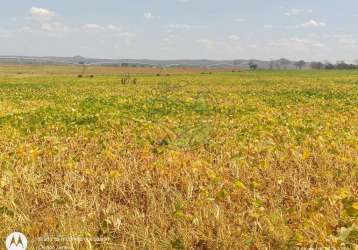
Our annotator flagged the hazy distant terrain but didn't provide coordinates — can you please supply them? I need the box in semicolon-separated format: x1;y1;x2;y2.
0;55;301;69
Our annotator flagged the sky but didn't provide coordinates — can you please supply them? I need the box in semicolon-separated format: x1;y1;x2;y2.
1;0;358;62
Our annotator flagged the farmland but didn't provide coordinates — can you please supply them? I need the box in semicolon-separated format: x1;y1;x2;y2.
0;65;357;249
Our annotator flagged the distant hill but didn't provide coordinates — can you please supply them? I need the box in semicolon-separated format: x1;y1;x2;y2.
0;56;307;70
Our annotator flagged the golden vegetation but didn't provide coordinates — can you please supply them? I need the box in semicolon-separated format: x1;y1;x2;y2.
0;65;357;249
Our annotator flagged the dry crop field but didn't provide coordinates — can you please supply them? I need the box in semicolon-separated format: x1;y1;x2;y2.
0;65;357;249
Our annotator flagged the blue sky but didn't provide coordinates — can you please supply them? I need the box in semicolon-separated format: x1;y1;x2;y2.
1;0;358;62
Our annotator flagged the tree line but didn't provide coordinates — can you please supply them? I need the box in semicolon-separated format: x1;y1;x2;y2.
248;59;358;70
309;60;358;70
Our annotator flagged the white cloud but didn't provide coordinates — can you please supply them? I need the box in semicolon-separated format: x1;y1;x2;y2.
30;7;55;20
234;18;246;23
41;22;69;33
290;37;324;47
269;37;324;48
228;35;240;41
82;24;122;32
17;26;33;33
168;24;192;32
144;12;159;19
107;25;122;32
118;32;136;38
337;36;358;48
0;28;12;38
160;34;182;48
162;36;174;43
264;25;273;29
81;23;136;40
301;20;326;28
285;8;312;16
196;39;217;49
83;23;104;31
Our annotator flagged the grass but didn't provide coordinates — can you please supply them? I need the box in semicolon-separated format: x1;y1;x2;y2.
0;65;357;249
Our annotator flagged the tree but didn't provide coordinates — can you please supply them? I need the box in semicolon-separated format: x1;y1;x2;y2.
325;63;335;70
233;60;241;66
269;60;274;70
336;61;347;70
249;61;258;70
310;61;324;70
335;61;356;70
278;58;291;69
294;60;306;70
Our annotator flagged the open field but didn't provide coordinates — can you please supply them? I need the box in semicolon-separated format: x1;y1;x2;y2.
0;65;357;249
